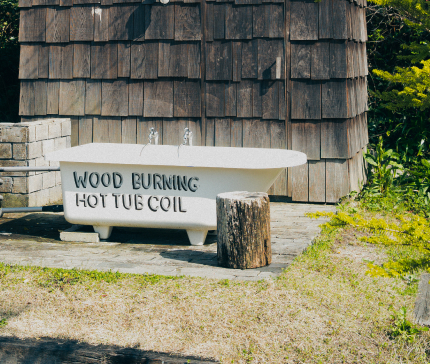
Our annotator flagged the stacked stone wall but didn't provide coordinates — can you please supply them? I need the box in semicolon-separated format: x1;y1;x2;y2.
0;119;70;207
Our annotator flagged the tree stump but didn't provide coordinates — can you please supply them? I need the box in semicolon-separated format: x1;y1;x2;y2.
414;273;430;327
216;191;271;269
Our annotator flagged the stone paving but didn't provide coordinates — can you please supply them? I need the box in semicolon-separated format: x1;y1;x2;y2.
0;202;335;280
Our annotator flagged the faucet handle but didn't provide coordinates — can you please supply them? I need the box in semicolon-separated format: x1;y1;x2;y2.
148;127;159;145
183;128;193;146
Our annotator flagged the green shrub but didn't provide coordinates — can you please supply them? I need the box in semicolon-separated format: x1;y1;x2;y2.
0;0;20;122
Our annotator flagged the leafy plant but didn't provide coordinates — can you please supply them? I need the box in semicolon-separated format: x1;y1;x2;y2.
389;306;428;342
308;210;430;276
366;4;430;162
364;136;404;195
0;0;20;122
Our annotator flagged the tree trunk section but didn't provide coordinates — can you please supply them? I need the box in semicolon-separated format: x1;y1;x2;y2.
217;191;271;269
414;273;430;327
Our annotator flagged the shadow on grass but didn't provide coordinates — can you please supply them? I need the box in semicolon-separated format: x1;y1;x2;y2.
0;336;218;363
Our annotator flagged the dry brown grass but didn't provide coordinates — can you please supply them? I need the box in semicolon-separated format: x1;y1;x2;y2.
0;226;429;363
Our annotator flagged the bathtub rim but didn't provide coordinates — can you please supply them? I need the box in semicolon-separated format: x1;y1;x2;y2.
45;143;307;170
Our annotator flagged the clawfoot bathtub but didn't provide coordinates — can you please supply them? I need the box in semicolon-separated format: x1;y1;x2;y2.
46;143;307;245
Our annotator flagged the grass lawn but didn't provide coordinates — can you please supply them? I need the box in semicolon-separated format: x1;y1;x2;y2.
0;204;429;363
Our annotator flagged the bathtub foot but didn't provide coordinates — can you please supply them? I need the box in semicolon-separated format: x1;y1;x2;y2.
186;230;208;246
93;225;113;240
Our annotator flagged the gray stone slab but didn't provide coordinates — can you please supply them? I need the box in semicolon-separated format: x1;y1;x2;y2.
0;202;335;281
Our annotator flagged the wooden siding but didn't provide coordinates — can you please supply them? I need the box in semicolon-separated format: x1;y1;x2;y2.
19;0;369;203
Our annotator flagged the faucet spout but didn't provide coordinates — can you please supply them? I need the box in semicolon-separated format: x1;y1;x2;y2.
182;128;193;146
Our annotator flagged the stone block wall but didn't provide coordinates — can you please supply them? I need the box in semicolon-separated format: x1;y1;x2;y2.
0;119;71;207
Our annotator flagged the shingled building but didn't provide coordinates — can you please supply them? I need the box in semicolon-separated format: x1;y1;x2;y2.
18;0;368;203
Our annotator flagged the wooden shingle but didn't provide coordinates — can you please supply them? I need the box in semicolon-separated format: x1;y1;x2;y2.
49;44;73;79
121;117;137;144
241;40;258;79
19;81;35;116
133;4;145;41
290;1;318;41
253;4;284;38
291;80;321;119
145;4;174;40
70;6;94;41
225;82;237;117
118;42;131;78
206;82;225;117
158;42;188;77
78;116;93;146
213;4;226;39
109;5;135;41
175;4;201;41
47;80;59;115
91;43;118;79
321;119;349;158
232;41;242;82
318;0;332;39
131;42;158;79
253;81;262;117
326;159;349;203
46;7;70;43
206;41;232;80
38;44;50;78
262;80;279;119
330;41;348;78
308;160;325;202
19;44;39;79
94;6;109;42
321;80;348;118
59;80;85;116
311;41;330;80
258;39;283;79
34;80;47;116
19;8;46;42
174;80;201;117
225;4;252;40
291;43;311;79
85;79;102;115
237;80;253;118
73;43;91;78
291;121;320;160
101;80;129;116
128;80;144;116
332;0;348;39
144;80;173;117
205;3;214;42
187;43;201;78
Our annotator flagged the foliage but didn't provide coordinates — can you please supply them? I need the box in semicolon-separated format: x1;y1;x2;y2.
389;306;428;342
366;4;430;159
363;136;404;195
0;0;20;122
308;208;430;277
360;135;430;216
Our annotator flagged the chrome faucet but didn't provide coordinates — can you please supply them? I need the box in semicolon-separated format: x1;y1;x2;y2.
140;127;158;155
148;127;159;145
182;128;193;146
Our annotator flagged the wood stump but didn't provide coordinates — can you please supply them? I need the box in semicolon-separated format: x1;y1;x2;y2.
414;273;430;327
217;191;271;269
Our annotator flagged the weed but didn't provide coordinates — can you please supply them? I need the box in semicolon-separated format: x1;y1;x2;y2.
388;307;428;342
0;318;7;327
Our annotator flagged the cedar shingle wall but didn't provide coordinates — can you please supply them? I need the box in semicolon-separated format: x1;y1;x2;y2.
18;0;369;202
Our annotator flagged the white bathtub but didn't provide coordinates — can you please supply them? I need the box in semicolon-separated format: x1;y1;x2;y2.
46;143;307;245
